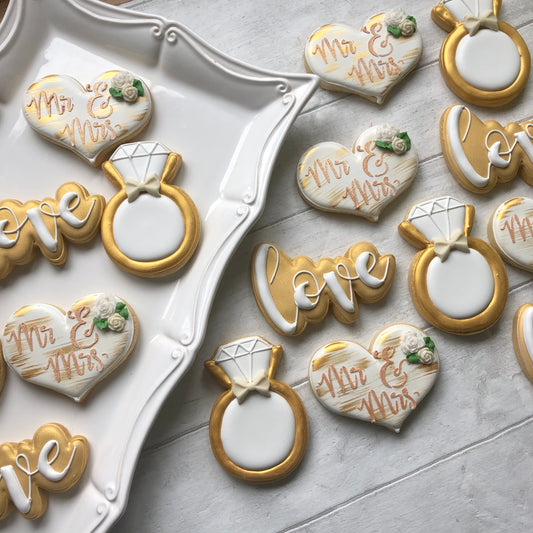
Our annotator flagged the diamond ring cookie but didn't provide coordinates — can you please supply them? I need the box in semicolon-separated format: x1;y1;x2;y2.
488;197;533;272
100;141;201;277
513;304;533;384
441;105;533;194
251;242;395;336
309;324;439;432
205;336;308;483
398;196;508;334
0;423;89;520
0;183;105;279
1;294;137;402
304;8;422;103
297;125;417;221
24;70;152;166
431;0;531;107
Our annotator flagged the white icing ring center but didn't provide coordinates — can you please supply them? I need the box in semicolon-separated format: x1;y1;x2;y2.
426;248;494;319
220;393;295;471
112;195;185;261
455;29;521;91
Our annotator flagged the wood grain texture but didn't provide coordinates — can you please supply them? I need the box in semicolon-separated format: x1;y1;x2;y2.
110;1;533;531
5;0;528;531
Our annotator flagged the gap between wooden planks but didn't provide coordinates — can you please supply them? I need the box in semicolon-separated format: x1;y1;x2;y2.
0;0;131;21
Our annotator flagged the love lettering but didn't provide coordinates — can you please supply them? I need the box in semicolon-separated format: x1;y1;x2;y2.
443;105;533;192
26;80;118;148
0;424;89;520
0;183;105;279
252;242;395;335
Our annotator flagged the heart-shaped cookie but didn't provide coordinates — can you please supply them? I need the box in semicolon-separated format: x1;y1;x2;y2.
488;197;533;272
308;324;439;432
297;125;417;221
24;71;152;166
1;294;137;402
513;303;533;384
304;10;422;103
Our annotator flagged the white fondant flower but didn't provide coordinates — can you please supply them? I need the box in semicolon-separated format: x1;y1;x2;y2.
392;136;408;154
400;18;416;36
375;124;400;143
111;71;134;90
108;313;126;332
94;295;115;320
384;9;406;28
400;331;420;355
122;83;139;103
418;347;434;365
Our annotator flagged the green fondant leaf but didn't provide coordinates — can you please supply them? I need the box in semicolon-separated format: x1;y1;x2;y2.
119;307;129;319
133;79;144;97
397;131;411;150
375;140;393;151
424;336;435;352
387;25;402;38
116;302;126;311
406;15;417;30
109;87;123;99
93;318;109;330
406;353;420;364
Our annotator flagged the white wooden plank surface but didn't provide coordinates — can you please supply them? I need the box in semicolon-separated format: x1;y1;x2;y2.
95;0;533;531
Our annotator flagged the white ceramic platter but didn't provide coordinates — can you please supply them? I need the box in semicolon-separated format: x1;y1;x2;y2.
0;0;317;530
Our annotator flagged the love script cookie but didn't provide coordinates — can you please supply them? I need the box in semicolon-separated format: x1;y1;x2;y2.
0;183;105;279
205;336;308;483
0;423;89;520
100;141;200;277
488;197;533;272
309;324;439;432
304;9;422;103
297;125;417;221
251;241;395;336
441;105;533;194
399;196;508;335
432;0;530;107
513;303;533;384
24;70;152;166
1;294;137;402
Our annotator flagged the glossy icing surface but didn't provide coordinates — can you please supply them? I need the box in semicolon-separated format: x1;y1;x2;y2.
297;126;417;221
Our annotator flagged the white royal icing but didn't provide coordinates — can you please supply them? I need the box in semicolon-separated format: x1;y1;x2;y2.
455;29;521;91
220;393;295;470
112;195;185;261
304;13;422;103
308;324;439;432
491;197;533;271
442;0;494;20
1;294;136;402
426;248;494;319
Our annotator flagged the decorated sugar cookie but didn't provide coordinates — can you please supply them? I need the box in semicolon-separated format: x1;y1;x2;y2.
304;9;422;103
1;294;137;402
513;304;533;384
251;242;395;336
205;336;308;483
399;196;508;334
0;183;105;279
309;324;439;432
24;70;152;166
432;0;531;106
100;142;200;277
441;105;533;193
488;197;533;272
297;125;417;221
0;423;88;520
